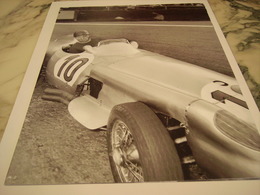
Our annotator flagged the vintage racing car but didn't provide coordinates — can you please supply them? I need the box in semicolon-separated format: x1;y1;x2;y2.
43;37;260;182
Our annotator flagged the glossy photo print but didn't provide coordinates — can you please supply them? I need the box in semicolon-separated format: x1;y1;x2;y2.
0;1;259;194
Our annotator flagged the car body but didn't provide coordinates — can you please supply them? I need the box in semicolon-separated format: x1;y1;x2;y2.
44;37;260;180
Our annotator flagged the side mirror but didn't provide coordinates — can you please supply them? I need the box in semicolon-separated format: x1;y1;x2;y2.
130;41;138;49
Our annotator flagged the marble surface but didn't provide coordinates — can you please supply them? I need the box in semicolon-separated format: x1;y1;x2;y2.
0;0;259;141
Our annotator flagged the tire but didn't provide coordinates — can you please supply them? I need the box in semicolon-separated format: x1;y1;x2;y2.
107;102;184;182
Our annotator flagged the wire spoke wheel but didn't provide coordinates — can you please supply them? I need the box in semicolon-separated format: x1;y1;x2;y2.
107;102;184;182
111;120;144;182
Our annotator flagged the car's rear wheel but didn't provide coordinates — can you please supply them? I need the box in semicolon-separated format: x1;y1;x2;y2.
107;102;184;182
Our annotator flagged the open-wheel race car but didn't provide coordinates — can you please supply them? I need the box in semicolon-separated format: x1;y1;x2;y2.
42;37;260;182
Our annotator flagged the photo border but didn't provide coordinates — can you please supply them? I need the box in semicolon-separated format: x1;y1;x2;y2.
0;0;259;194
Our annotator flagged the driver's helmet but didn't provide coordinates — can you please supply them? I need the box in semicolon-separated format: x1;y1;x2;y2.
73;30;91;43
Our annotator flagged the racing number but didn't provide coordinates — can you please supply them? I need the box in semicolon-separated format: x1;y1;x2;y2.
57;55;89;82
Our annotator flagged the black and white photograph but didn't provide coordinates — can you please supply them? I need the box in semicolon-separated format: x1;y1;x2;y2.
0;0;259;194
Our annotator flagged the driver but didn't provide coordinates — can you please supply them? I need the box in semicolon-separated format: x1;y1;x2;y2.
62;30;99;53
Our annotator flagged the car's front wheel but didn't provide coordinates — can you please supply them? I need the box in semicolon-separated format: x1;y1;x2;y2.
107;102;184;182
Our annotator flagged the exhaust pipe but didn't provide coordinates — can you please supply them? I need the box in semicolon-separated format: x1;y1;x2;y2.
42;88;75;105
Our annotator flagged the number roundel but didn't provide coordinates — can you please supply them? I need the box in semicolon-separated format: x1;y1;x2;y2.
54;53;94;86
